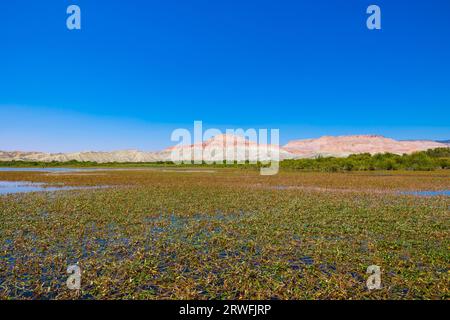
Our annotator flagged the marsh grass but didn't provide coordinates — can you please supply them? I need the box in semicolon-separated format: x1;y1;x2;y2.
0;169;448;299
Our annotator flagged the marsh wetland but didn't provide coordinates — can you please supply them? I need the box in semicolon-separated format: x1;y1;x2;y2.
0;168;448;299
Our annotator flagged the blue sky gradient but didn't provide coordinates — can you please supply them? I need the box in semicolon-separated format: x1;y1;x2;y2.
1;0;449;152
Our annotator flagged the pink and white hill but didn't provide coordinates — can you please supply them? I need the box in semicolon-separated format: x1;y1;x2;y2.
283;135;446;158
0;135;447;163
164;134;291;162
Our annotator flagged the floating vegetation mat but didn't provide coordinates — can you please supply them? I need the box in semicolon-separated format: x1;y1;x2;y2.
0;169;449;299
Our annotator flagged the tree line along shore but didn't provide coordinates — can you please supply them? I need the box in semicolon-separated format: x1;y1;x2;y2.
0;148;449;172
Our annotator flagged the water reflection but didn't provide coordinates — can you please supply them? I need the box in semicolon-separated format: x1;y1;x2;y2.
0;168;103;173
0;181;102;195
400;190;450;197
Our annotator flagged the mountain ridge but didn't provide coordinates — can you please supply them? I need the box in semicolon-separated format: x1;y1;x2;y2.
0;135;448;163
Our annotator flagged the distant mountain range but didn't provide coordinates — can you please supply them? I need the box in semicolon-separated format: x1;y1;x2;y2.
0;135;448;163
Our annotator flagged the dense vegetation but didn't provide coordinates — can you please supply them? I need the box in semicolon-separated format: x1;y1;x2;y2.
281;148;450;172
1;148;449;172
1;169;449;299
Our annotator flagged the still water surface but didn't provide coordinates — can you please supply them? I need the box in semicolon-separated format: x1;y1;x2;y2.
0;181;105;195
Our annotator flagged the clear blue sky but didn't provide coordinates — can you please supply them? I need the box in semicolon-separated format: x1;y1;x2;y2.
1;0;449;152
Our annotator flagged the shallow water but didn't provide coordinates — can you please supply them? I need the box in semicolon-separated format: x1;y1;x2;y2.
0;181;100;195
0;167;216;173
271;185;450;197
0;167;103;173
400;190;450;197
